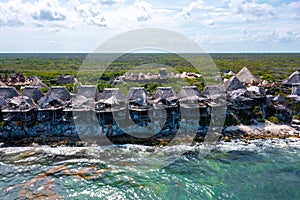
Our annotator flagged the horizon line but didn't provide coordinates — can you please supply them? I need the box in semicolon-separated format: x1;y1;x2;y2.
0;51;299;54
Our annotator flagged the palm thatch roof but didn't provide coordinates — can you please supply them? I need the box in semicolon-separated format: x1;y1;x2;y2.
0;86;19;99
236;67;260;85
98;88;125;102
21;86;44;102
37;86;71;109
77;85;100;100
201;85;225;99
29;77;49;89
96;88;125;110
178;86;201;98
127;87;149;105
72;95;92;109
49;86;71;101
282;71;300;86
38;95;65;109
7;96;37;111
152;87;176;100
223;76;246;92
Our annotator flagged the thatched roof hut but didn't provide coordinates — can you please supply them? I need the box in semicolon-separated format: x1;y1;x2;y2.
77;85;100;100
127;87;149;106
98;88;125;103
282;71;300;86
236;67;260;85
152;87;176;100
38;95;65;109
223;76;246;92
177;86;207;109
96;88;125;108
0;86;19;99
37;86;71;109
29;77;49;89
152;87;178;106
21;86;44;102
178;86;201;99
49;86;71;101
7;96;37;111
202;85;225;99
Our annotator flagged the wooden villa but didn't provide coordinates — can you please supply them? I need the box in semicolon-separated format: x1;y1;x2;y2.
37;86;71;124
178;86;209;118
152;87;179;130
95;88;126;126
2;96;37;126
127;87;151;125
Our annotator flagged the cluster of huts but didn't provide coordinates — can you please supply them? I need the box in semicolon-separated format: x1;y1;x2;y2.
0;67;299;139
113;68;201;84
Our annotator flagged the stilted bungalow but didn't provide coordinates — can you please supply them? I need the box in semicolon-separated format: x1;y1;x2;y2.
65;85;100;122
2;96;37;126
178;86;209;118
94;88;125;125
37;86;71;124
236;67;260;86
202;85;227;115
152;87;178;108
127;87;151;125
152;87;179;130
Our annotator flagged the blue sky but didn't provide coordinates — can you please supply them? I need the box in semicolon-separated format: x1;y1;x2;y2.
0;0;299;52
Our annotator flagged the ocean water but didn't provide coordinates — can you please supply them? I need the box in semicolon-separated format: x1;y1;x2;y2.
0;138;300;200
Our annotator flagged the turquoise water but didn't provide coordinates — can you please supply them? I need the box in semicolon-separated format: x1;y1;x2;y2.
0;139;300;200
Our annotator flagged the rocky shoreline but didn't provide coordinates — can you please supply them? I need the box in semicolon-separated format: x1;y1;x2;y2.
1;121;299;147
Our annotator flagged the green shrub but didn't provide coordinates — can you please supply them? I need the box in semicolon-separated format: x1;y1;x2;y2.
0;121;7;128
40;87;48;93
268;116;280;123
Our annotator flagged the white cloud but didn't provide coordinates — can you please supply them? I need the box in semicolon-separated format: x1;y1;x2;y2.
229;0;276;22
75;2;107;27
134;1;153;22
0;0;26;27
0;0;299;52
180;0;215;18
287;2;300;20
32;0;67;21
